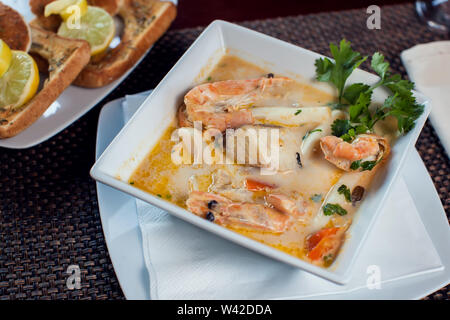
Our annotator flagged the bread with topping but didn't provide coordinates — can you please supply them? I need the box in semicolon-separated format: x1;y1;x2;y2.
0;26;90;138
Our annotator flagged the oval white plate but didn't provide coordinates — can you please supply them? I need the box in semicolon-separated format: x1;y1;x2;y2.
0;0;176;149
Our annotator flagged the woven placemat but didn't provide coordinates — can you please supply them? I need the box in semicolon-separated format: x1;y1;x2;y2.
0;3;448;300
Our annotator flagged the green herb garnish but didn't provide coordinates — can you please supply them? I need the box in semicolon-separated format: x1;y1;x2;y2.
350;160;361;170
302;128;322;140
361;160;378;171
337;184;351;202
350;159;380;171
294;109;302;115
316;40;424;140
323;203;347;216
129;181;134;185
331;119;351;137
315;39;367;104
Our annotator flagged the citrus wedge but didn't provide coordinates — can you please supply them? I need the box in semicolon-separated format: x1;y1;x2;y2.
45;0;88;21
0;50;39;111
0;39;12;78
57;6;115;56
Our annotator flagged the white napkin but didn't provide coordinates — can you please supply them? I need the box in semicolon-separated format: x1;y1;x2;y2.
401;41;450;155
124;92;442;300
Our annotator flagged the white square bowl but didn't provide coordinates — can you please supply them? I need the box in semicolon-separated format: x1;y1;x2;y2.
90;20;430;284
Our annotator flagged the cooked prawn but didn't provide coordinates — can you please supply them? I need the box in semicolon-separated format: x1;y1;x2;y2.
184;77;293;131
320;134;388;171
266;194;306;217
183;76;332;131
177;103;193;127
208;170;306;219
186;191;293;233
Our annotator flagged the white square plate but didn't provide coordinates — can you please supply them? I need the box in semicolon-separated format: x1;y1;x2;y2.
90;20;431;284
96;97;449;299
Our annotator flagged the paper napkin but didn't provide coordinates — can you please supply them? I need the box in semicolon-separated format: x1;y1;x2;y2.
401;41;450;155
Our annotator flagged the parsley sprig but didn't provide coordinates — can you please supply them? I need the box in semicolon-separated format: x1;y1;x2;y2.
350;159;379;171
337;184;351;202
323;203;347;216
315;39;367;104
315;40;424;140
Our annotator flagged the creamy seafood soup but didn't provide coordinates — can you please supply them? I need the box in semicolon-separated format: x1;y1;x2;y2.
129;55;395;267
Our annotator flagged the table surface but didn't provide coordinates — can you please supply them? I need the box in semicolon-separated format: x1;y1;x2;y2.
0;2;448;300
170;0;411;29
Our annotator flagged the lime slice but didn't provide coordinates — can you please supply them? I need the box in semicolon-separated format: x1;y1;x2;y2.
0;51;39;111
45;0;88;21
0;39;12;78
57;6;115;56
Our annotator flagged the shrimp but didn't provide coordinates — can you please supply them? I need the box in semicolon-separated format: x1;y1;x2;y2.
320;134;389;171
177;103;193;127
186;191;293;233
266;194;306;217
209;170;306;219
184;77;293;131
183;76;332;131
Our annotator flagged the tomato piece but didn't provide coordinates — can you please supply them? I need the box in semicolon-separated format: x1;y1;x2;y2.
245;178;275;191
306;227;343;261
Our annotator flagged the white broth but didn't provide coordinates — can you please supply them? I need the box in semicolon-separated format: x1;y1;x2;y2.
129;55;394;267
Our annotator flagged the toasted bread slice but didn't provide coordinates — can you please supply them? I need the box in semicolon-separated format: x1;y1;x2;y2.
74;0;177;87
0;26;90;138
31;0;177;88
31;0;122;17
89;0;122;16
0;2;32;51
29;0;62;32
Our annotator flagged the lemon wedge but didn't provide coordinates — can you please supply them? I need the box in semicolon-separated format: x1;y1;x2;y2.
0;50;39;111
0;39;12;78
57;6;115;56
45;0;88;21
